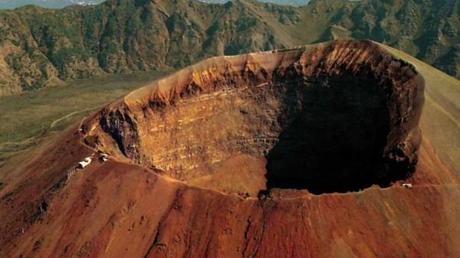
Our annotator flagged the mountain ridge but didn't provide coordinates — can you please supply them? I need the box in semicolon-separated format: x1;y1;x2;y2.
0;0;458;96
0;0;102;9
0;0;308;9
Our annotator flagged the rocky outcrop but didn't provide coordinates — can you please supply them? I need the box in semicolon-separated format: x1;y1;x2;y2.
98;104;140;160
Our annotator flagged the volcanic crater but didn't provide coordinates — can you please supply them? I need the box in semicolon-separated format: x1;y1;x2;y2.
82;40;424;196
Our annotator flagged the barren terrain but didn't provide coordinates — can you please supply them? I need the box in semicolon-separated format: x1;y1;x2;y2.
0;40;459;258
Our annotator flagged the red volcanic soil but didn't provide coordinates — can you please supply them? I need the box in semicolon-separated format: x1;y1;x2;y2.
1;40;459;258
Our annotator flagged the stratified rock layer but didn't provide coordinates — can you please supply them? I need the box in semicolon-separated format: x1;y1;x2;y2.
1;40;459;258
83;40;424;194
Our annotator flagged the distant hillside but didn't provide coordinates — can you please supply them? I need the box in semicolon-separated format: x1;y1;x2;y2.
199;0;308;6
0;0;308;9
0;0;103;9
0;0;459;96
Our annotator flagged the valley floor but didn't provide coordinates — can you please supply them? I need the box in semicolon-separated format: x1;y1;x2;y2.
0;70;171;165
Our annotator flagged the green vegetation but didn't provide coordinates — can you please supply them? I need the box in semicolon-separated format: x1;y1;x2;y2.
0;0;459;97
0;69;170;163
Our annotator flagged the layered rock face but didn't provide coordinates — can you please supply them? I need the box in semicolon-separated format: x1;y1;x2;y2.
83;40;424;195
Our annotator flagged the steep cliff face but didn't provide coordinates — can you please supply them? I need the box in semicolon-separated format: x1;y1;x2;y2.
84;40;424;195
0;0;459;96
0;40;458;258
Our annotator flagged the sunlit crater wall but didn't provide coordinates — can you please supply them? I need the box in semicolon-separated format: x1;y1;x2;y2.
83;40;424;195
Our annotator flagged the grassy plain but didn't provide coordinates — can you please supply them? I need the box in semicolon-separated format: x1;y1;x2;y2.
0;70;171;163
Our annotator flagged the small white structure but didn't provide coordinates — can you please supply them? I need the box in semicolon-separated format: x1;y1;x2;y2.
402;183;413;189
100;153;109;162
78;157;92;169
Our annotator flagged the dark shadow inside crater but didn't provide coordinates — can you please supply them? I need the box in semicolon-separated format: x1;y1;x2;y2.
91;44;423;197
265;76;412;194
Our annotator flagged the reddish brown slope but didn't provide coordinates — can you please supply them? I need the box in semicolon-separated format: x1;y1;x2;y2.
1;136;458;257
1;40;459;258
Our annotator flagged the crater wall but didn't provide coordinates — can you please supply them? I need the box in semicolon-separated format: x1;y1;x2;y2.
82;40;424;195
